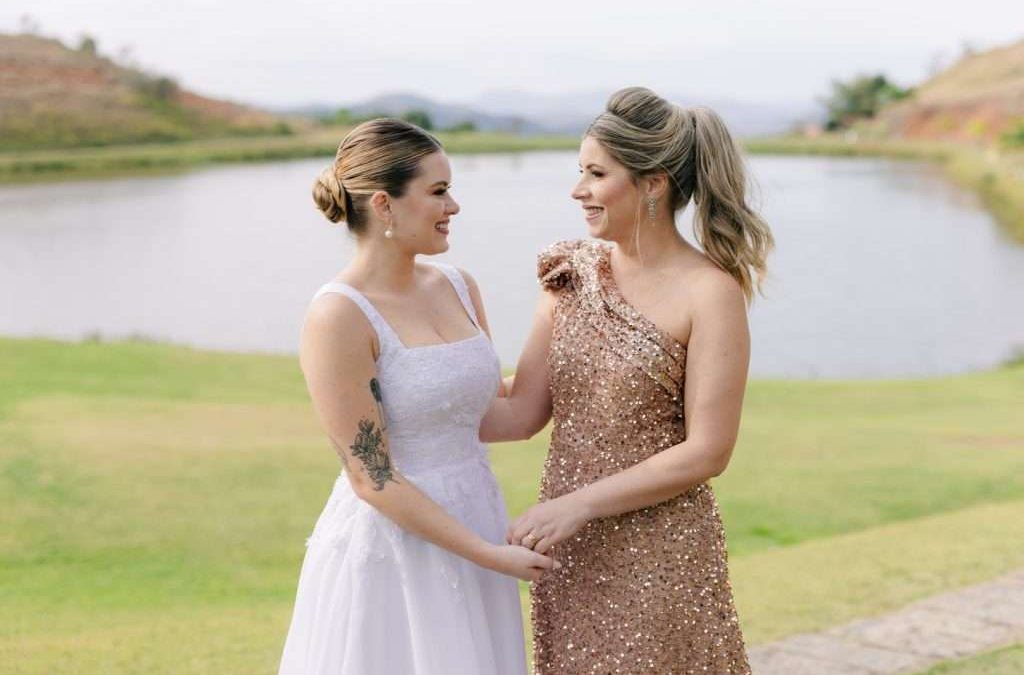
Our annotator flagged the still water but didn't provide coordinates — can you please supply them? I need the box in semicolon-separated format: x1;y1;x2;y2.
2;152;1022;378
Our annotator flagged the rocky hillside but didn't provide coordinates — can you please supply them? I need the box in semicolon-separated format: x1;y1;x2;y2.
0;33;290;150
876;38;1024;144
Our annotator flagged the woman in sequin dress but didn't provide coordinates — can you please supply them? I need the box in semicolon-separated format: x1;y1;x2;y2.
480;87;773;674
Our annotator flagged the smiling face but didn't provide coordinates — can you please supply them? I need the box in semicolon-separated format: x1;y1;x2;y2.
571;136;645;242
386;151;460;255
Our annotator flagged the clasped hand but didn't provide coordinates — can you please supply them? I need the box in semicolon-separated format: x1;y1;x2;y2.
507;494;591;555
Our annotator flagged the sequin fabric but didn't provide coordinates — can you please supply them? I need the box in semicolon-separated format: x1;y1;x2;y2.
531;239;751;675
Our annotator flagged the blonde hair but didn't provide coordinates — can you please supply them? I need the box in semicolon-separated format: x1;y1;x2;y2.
312;118;442;232
586;87;774;302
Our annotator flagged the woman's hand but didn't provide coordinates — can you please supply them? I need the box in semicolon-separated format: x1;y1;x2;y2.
482;544;560;582
507;495;593;555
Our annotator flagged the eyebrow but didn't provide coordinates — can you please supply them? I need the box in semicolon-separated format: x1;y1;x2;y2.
429;180;450;187
580;163;606;170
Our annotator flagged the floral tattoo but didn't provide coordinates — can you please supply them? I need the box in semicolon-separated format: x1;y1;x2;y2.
349;419;398;491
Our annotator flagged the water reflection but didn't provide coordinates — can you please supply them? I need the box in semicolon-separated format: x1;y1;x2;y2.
1;152;1021;378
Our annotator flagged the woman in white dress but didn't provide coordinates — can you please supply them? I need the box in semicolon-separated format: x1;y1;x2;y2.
278;119;554;675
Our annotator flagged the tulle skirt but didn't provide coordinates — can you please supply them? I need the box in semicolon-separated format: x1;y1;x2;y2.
278;456;527;675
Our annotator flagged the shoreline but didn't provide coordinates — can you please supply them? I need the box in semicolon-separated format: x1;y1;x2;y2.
745;135;1024;243
6;334;1021;381
0;127;579;184
2;131;1022;244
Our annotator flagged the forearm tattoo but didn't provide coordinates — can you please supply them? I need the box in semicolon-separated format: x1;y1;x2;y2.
349;419;398;491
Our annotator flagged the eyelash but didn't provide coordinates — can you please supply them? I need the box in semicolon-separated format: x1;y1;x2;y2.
579;169;603;178
434;187;450;195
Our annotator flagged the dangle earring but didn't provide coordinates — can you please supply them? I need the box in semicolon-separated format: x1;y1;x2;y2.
647;197;657;223
384;217;395;239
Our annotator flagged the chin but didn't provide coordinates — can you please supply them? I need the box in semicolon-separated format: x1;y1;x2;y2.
586;217;610;240
413;234;450;255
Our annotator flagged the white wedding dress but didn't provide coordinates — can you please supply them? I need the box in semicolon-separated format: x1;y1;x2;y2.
278;263;527;675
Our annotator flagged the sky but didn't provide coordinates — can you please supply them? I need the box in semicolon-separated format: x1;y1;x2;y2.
3;0;1022;110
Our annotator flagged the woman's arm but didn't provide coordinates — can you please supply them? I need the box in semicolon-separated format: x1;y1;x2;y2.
508;272;749;554
478;290;556;442
302;294;556;581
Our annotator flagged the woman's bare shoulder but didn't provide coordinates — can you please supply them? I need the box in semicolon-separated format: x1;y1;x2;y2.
303;291;376;354
670;252;744;311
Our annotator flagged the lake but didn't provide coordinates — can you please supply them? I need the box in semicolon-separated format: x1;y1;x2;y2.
2;151;1022;378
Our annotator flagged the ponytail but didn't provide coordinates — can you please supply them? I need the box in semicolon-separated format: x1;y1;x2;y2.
690;108;774;303
587;88;774;303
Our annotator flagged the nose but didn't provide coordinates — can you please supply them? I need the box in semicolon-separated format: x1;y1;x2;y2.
571;178;588;201
446;194;460;215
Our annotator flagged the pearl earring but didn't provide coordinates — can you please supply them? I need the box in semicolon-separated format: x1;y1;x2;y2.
384;218;394;239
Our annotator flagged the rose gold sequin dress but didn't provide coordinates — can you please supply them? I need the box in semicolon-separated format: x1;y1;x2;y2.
531;239;750;675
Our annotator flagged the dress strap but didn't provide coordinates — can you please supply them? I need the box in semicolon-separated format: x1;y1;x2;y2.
313;282;403;353
429;263;480;327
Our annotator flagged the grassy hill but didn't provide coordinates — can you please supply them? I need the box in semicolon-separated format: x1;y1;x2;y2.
753;38;1024;242
875;39;1024;145
0;33;293;150
0;31;577;179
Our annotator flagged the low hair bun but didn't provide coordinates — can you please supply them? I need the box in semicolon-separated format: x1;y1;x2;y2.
312;167;348;224
313;119;442;234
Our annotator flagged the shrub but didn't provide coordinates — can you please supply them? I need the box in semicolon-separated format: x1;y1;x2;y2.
1001;119;1024;148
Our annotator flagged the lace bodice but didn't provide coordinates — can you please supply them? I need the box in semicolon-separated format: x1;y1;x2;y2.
313;263;501;475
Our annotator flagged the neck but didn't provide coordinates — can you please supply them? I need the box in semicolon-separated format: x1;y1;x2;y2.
610;214;687;269
346;238;417;292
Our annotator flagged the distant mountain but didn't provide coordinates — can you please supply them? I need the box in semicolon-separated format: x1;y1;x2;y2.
283;93;546;133
0;33;292;150
305;89;813;139
307;92;541;134
469;89;818;138
875;38;1024;143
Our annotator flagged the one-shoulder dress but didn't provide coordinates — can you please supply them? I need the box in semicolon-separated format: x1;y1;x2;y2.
530;240;751;674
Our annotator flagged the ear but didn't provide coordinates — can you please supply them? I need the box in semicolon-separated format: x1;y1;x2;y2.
644;173;669;200
368;191;391;221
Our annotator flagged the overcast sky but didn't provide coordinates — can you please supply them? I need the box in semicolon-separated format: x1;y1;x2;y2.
4;0;1022;109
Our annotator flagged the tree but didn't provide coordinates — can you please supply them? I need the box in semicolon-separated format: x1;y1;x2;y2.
78;35;98;56
446;120;477;133
328;108;356;125
1002;119;1024;148
401;109;433;131
821;74;910;131
149;77;179;102
132;74;180;103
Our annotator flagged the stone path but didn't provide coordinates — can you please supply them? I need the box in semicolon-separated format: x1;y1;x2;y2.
749;570;1024;674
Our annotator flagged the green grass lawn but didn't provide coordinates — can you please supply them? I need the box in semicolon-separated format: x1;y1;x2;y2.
917;644;1024;674
2;337;1023;672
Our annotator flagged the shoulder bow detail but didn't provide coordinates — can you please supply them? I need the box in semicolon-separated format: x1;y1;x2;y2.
537;239;586;291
